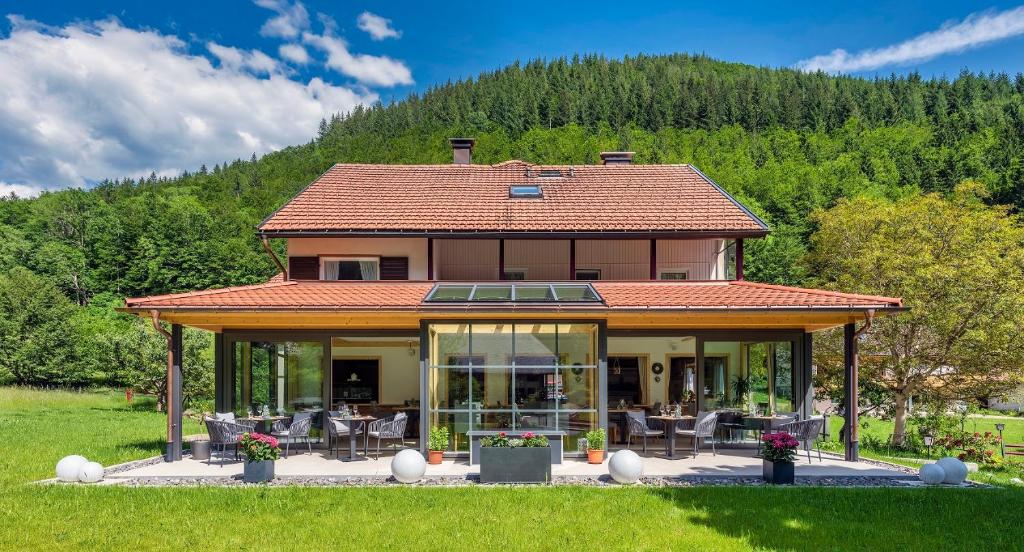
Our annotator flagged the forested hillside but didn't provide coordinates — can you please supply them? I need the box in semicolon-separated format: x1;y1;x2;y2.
3;53;1024;396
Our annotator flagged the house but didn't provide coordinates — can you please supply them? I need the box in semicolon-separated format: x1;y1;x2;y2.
122;139;903;462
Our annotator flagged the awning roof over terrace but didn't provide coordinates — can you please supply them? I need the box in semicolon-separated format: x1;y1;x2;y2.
122;280;903;332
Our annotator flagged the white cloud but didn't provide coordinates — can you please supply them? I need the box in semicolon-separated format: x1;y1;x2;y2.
0;181;43;198
303;30;413;87
207;42;281;74
797;6;1024;73
253;0;309;38
0;16;376;190
278;43;309;64
357;11;401;41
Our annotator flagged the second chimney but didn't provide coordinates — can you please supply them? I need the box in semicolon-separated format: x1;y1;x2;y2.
600;151;634;165
450;138;475;164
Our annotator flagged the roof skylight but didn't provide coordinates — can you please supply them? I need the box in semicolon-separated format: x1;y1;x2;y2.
509;184;543;198
424;283;602;304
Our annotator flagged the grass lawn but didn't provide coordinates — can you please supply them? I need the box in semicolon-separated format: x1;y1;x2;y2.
1;387;1023;551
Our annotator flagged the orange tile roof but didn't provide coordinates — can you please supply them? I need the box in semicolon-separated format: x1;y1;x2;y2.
258;162;769;235
124;280;900;311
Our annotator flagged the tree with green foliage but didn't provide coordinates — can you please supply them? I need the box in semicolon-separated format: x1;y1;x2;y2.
808;183;1024;443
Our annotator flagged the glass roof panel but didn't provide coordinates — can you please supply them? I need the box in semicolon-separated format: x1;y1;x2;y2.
424;283;602;304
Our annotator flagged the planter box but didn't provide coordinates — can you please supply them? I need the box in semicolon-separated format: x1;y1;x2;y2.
189;440;210;461
762;459;794;484
243;459;275;483
479;447;551;483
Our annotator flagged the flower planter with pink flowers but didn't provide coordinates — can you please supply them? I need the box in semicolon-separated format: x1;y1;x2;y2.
239;433;281;483
761;431;799;484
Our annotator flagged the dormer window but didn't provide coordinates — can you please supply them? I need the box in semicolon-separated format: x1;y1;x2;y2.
509;185;543;198
538;169;563;178
321;257;379;280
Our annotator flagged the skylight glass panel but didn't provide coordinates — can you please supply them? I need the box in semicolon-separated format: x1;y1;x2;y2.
470;285;513;301
513;285;555;301
424;283;602;304
551;285;601;302
426;285;474;301
509;185;542;198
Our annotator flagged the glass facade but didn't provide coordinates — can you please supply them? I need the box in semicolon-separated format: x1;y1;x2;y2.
703;340;796;414
232;341;324;417
426;322;599;452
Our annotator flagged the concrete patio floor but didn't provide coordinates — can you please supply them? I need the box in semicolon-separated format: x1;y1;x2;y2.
105;445;909;481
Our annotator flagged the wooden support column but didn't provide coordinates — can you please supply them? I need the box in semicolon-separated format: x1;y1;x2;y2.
736;238;744;281
214;332;226;412
167;324;183;462
649;239;657;280
426;238;434;280
498;238;505;280
568;239;576;280
843;322;859;462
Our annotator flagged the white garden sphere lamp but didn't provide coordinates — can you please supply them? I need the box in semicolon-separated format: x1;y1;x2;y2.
608;449;644;484
56;455;89;482
936;456;968;485
78;461;105;483
918;463;945;485
391;449;426;483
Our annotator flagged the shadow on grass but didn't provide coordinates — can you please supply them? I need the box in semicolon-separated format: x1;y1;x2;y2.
116;438;167;455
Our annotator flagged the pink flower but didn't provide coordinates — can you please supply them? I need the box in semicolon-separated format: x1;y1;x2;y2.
523;432;535;439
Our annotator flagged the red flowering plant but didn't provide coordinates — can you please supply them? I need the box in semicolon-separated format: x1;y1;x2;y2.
762;432;800;463
935;431;1001;465
480;431;549;448
238;433;281;462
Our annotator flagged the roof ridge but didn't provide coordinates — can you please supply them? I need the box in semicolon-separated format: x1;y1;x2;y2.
125;280;296;306
732;280;902;306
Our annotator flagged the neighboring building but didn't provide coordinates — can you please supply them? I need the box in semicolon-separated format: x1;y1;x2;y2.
123;140;902;461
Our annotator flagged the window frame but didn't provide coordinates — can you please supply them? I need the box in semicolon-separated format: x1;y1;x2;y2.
659;270;689;281
319;256;381;281
574;268;601;281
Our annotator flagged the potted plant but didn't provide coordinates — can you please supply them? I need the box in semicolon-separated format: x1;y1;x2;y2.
479;431;552;483
239;432;280;483
761;431;799;484
584;428;606;464
427;426;449;465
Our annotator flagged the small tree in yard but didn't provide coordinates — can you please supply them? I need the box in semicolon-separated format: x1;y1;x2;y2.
808;183;1024;444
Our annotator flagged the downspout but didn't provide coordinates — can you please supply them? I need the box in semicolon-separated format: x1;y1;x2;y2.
261;236;288;280
150;310;173;441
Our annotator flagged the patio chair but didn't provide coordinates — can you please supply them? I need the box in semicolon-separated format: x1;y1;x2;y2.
365;412;409;459
204;418;254;466
626;410;663;453
326;411;363;457
271;412;313;458
779;417;825;462
675;411;719;456
716;410;746;442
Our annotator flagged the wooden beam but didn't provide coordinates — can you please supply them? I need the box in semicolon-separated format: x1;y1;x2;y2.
843;322;858;461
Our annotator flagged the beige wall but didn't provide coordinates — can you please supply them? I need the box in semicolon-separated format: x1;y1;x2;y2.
288;237;430;279
287;236;725;281
331;340;420;405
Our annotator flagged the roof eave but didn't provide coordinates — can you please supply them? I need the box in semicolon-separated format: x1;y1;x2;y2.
256;229;770;239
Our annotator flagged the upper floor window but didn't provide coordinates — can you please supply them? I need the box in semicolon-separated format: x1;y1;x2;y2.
322;257;379;280
575;269;601;281
503;269;527;281
659;270;689;281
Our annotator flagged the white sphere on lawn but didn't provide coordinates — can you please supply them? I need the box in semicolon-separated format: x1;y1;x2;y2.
391;449;426;483
56;455;89;482
608;449;644;484
78;461;104;483
918;463;945;485
936;457;968;485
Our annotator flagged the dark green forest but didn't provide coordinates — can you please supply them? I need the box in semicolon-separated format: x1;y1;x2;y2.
3;53;1024;399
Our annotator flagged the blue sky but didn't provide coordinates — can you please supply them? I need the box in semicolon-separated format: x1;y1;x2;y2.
3;0;1024;194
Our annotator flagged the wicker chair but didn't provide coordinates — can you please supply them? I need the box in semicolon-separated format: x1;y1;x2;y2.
271;412;314;458
626;410;663;453
204;418;254;466
675;411;719;456
326;411;363;457
365;412;409;459
779;417;825;462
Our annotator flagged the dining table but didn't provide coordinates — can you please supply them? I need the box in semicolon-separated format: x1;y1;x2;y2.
648;415;696;459
744;415;795;455
330;415;376;462
238;415;287;433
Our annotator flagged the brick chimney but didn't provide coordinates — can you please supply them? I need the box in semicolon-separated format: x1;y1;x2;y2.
599;151;634;165
450;138;475;164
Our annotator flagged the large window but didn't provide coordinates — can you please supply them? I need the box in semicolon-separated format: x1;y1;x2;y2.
702;340;796;413
233;341;324;416
321;257;379;280
427;322;598;452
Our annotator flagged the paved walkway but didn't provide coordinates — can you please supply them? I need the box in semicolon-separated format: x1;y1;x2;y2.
106;446;907;481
